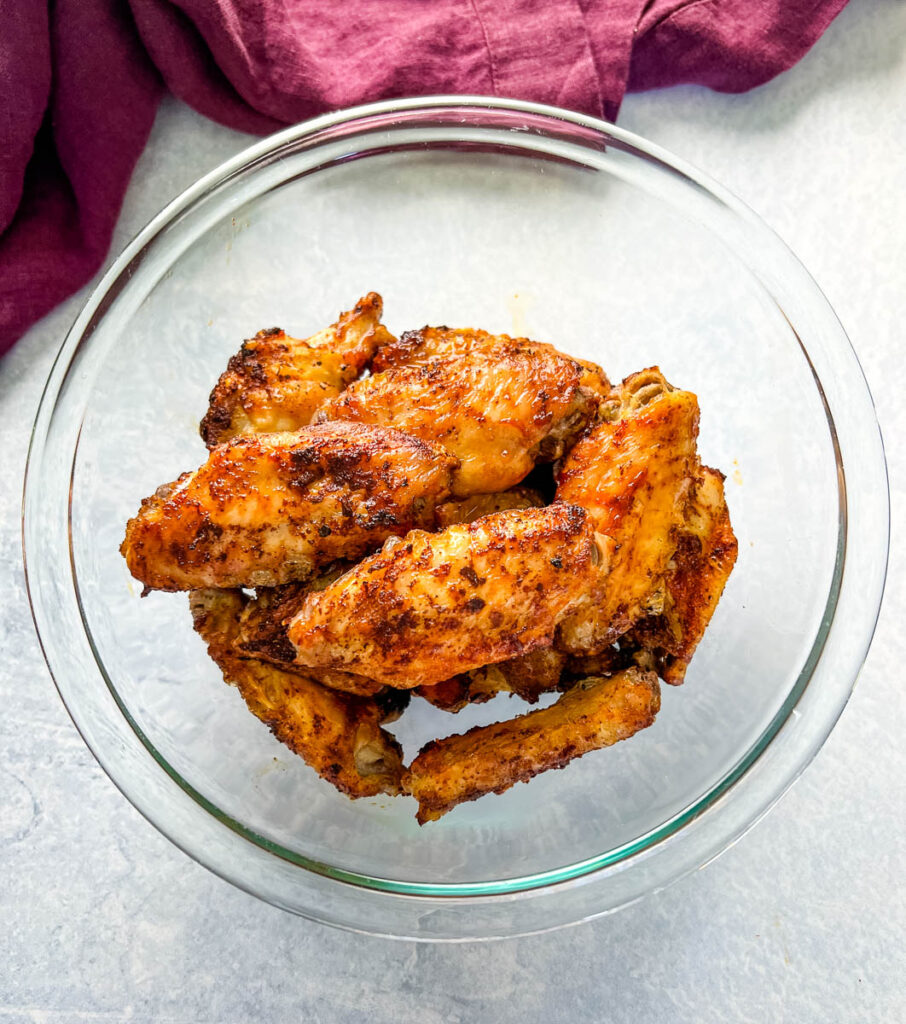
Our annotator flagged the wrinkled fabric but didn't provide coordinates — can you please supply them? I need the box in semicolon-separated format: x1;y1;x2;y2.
0;0;849;355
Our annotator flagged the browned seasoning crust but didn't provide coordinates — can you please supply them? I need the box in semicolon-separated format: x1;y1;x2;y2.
200;292;395;447
287;504;607;689
555;368;700;655
371;325;610;399
404;666;661;823
120;421;458;592
233;581;386;697
235;584;308;667
234;488;550;702
190;588;405;798
628;466;738;684
316;327;608;497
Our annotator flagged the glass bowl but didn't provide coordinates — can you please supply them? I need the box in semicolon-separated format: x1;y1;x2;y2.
23;98;888;940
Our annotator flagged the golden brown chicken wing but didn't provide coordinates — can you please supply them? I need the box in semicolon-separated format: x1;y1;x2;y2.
555;368;700;654
315;329;607;496
372;325;609;398
232;489;544;683
200;292;394;447
629;466;738;684
121;422;457;592
287;504;606;689
404;666;661;823
239;573;564;711
234;580;385;697
190;588;405;798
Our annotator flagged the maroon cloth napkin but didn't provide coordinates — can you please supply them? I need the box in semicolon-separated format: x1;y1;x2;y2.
0;0;848;356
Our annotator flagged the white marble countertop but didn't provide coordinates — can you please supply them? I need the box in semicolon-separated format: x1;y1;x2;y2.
2;2;904;1020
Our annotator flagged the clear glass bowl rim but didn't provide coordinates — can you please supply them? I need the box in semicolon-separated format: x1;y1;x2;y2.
23;96;890;940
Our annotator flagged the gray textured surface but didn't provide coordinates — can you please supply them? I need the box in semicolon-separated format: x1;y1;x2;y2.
2;1;904;1019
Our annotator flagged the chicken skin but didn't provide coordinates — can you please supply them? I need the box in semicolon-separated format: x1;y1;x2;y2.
190;588;405;798
200;293;394;447
555;368;701;655
371;325;609;400
233;489;546;698
404;666;661;823
628;465;738;684
237;564;565;711
287;504;607;689
233;579;385;697
315;328;608;496
121;422;457;592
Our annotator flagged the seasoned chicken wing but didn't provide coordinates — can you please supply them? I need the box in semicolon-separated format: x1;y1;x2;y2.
316;328;607;496
234;580;384;697
629;466;738;684
372;326;609;399
200;292;394;447
121;422;457;592
239;571;564;711
231;489;545;687
404;666;661;823
190;588;405;798
555;368;700;654
287;504;606;689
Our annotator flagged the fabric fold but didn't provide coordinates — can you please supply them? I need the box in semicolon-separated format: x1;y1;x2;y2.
629;0;850;92
0;0;160;355
469;0;609;118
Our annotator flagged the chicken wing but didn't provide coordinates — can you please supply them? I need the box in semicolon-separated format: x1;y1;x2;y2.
372;325;609;400
240;572;564;711
287;504;607;689
315;329;607;496
231;490;544;681
555;368;700;654
628;466;738;684
200;292;394;447
189;589;405;798
234;580;385;697
404;666;661;823
121;421;457;592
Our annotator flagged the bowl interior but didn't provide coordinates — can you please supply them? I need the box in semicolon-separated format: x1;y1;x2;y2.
66;129;840;890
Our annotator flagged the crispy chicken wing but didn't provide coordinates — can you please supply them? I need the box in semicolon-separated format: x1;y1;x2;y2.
372;326;609;398
239;570;564;712
404;666;661;823
190;589;405;798
316;328;607;496
121;422;457;592
234;581;385;697
234;488;542;700
629;466;738;684
200;293;394;447
555;368;700;654
287;504;606;689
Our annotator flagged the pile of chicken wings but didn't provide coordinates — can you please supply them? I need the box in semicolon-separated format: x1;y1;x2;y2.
121;294;737;823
